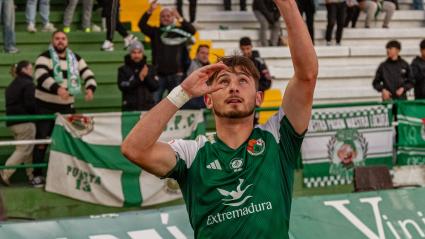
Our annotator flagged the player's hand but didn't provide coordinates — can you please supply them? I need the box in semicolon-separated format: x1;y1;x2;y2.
148;0;158;14
139;65;149;81
85;89;94;102
382;89;392;101
180;62;228;97
57;87;70;100
396;87;404;96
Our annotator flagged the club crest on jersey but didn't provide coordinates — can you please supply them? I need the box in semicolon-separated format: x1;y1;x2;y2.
230;158;243;172
247;138;265;156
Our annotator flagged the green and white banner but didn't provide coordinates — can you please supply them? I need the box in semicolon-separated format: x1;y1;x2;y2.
302;104;394;188
397;101;425;166
45;110;205;207
2;187;425;239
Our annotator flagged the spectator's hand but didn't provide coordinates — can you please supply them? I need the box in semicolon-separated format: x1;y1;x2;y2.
57;87;70;100
180;62;228;97
85;89;94;102
396;87;404;96
148;0;158;14
382;89;392;101
172;9;183;21
139;65;149;81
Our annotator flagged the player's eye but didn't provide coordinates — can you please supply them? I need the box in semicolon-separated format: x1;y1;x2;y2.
239;78;249;85
218;79;229;86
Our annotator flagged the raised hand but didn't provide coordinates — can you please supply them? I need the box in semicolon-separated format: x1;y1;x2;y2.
180;62;228;98
148;0;158;14
172;8;182;20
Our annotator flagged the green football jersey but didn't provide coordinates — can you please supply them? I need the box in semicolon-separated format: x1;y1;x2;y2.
167;108;305;239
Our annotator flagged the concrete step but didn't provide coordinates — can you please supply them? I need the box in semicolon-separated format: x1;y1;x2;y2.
270;65;383;103
227;46;420;67
193;10;425;29
160;0;417;14
200;27;425;48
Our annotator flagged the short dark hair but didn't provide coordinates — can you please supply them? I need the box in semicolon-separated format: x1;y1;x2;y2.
51;30;67;39
207;55;260;89
386;40;401;50
197;44;210;53
15;60;31;77
239;37;252;46
420;39;425;50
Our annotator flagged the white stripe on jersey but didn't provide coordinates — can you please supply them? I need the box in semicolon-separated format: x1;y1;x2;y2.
256;107;285;143
168;135;208;168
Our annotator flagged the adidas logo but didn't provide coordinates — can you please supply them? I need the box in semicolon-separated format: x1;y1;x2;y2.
207;160;222;170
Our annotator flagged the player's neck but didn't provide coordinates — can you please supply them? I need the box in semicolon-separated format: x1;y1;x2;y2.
215;116;254;149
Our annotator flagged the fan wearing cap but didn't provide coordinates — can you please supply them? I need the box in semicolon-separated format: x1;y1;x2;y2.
117;41;159;111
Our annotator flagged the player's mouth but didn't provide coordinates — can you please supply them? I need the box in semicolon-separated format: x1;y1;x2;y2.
225;97;243;104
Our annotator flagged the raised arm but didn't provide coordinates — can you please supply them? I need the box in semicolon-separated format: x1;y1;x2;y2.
274;0;318;134
121;63;227;177
138;1;158;38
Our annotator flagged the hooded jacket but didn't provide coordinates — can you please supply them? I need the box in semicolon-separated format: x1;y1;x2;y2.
117;55;159;111
5;74;37;126
410;56;425;99
372;56;414;100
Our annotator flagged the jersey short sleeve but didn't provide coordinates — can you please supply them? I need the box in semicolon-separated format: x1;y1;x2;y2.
257;107;306;168
164;136;207;181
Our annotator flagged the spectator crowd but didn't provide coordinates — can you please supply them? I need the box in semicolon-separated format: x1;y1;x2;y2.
0;0;424;188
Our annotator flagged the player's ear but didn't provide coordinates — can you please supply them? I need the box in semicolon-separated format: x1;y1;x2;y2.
255;91;264;107
204;94;213;109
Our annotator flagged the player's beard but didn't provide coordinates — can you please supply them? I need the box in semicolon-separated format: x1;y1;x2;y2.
213;103;256;119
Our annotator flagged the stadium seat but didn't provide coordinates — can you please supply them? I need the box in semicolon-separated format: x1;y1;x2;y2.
258;89;282;124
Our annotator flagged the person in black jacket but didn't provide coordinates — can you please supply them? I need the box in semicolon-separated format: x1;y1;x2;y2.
410;39;425;99
239;37;273;92
138;1;196;103
373;40;414;101
253;0;281;46
118;41;159;111
0;61;37;186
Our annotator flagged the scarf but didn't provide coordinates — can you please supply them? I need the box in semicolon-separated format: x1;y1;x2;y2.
49;45;81;95
160;24;193;46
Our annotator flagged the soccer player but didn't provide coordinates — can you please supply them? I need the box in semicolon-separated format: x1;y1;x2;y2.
121;0;318;237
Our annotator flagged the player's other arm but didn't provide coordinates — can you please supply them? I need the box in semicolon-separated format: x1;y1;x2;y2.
121;63;227;177
274;0;318;134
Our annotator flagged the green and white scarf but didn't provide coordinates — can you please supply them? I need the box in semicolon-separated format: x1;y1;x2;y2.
160;24;193;46
49;45;81;95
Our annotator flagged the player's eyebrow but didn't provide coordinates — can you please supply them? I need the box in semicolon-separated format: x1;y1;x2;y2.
216;71;252;81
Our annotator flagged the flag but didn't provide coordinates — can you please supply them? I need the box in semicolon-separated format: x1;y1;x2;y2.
45;110;205;207
301;104;394;188
397;101;425;165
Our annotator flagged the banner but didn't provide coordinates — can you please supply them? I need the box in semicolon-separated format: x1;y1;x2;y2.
46;110;205;207
2;187;425;239
290;187;425;239
302;104;394;187
396;101;425;166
